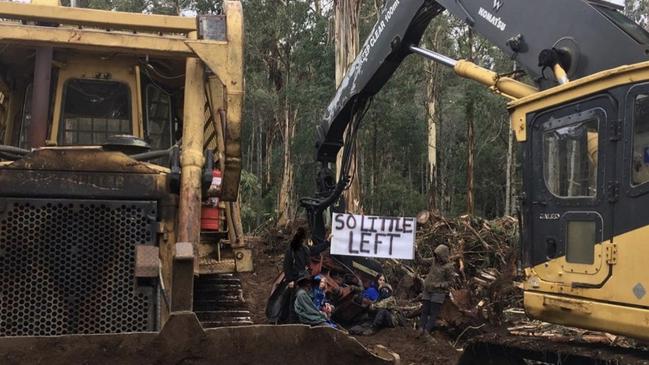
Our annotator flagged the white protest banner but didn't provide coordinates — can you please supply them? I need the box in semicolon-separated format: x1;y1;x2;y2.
331;213;416;259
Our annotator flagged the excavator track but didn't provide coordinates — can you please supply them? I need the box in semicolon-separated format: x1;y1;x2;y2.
457;333;649;365
193;273;253;327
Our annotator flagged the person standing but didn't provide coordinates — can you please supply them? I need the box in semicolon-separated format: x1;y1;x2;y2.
418;244;454;335
283;228;310;286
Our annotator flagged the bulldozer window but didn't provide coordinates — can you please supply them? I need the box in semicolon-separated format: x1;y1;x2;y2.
59;79;131;145
0;91;6;143
145;84;172;150
543;118;599;198
18;84;32;149
631;93;649;185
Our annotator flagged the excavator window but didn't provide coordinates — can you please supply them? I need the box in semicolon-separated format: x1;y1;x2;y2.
595;5;649;45
631;93;649;185
543;117;599;198
566;220;596;264
58;79;131;145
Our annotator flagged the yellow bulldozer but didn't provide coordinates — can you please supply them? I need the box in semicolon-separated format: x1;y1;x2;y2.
0;1;395;363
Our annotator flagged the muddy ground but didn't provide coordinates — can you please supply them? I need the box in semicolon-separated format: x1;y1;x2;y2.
240;237;462;365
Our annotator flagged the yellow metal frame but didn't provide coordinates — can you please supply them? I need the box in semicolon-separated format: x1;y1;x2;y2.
0;2;196;33
505;59;649;340
0;0;244;198
509;60;649;141
0;0;248;318
525;225;649;310
187;1;244;203
0;23;195;57
525;291;649;341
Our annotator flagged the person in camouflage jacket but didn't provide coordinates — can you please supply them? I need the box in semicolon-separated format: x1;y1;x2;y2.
362;281;406;335
418;244;454;335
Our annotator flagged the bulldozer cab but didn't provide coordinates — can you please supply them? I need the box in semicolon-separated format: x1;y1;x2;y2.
8;54;179;157
0;2;395;363
0;0;252;339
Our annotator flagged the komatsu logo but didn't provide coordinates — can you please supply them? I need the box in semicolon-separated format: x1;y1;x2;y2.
493;0;503;12
478;7;506;31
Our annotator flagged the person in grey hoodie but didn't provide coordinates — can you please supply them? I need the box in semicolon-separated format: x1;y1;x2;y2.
418;244;454;335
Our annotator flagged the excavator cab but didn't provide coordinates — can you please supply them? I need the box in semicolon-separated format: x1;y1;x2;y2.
515;71;649;341
305;0;649;361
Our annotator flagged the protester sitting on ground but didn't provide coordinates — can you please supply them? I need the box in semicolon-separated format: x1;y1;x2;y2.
418;244;454;336
377;274;388;290
362;284;405;335
312;275;334;316
348;277;404;335
361;279;380;303
294;272;331;326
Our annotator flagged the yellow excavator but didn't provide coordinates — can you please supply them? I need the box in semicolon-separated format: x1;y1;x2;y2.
0;1;396;364
302;0;649;363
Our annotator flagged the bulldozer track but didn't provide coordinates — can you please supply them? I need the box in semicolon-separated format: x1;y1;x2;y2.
193;273;253;327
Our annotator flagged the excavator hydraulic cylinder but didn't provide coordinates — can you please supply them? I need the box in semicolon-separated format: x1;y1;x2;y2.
410;45;537;100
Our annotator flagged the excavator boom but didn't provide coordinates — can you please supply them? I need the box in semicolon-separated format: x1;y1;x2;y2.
316;0;649;165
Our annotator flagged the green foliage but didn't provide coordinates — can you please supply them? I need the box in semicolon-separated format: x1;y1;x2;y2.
242;0;335;227
83;0;525;230
239;2;522;229
239;169;265;232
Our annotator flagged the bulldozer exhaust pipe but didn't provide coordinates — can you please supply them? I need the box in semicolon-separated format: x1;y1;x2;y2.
28;46;52;148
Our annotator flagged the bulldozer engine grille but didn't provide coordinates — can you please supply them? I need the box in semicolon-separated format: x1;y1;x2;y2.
0;198;159;336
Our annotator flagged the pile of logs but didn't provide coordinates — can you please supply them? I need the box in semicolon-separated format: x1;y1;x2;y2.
385;211;522;328
259;211;522;328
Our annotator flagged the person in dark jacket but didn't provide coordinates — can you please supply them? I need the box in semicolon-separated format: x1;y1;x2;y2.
282;227;330;285
283;228;309;285
282;227;330;322
418;244;454;335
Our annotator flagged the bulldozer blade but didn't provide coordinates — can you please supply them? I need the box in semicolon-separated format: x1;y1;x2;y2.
0;311;397;365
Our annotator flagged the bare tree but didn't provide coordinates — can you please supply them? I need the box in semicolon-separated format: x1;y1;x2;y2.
334;0;363;214
466;28;476;215
425;25;443;211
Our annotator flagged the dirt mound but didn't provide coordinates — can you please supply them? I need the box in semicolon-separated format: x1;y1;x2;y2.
358;327;460;365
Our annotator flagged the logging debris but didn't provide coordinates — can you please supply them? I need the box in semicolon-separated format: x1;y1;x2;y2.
384;212;521;329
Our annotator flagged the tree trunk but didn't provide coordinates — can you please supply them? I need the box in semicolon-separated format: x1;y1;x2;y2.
277;102;296;227
313;0;321;15
334;0;362;214
505;125;514;216
465;28;475;215
425;27;442;211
